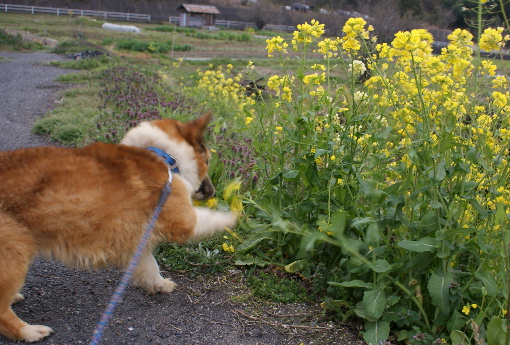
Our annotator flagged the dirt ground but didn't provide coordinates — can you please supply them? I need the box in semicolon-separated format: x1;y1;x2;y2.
0;51;365;345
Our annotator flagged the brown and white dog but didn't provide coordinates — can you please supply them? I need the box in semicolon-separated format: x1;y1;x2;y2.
0;114;237;342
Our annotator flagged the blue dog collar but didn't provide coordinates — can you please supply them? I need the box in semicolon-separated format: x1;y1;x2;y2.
146;147;180;174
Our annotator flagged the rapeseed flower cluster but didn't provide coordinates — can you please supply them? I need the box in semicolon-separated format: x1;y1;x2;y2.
479;27;506;51
292;19;324;50
186;65;255;125
258;18;508;342
266;36;288;57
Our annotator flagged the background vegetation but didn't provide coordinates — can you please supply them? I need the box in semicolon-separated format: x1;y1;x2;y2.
4;0;510;40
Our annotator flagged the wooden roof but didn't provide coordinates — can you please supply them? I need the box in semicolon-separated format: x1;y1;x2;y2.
176;4;220;14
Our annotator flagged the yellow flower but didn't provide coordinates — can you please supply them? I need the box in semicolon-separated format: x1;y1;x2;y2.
317;38;339;57
479;27;505;51
481;60;497;76
266;36;288;57
223;180;242;201
293;19;325;48
311;63;326;71
492;91;508;108
303;73;325;85
342;17;370;39
222;243;235;252
206;197;218;208
462;305;470;315
310;86;325;97
282;86;292;102
245;116;254;125
229;195;243;215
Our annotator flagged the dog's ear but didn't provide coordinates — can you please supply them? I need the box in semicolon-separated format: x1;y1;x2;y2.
179;113;212;147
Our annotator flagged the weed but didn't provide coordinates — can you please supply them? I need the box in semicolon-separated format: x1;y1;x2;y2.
116;38;192;53
49;55;112;70
156;242;231;277
186;31;251;42
33;87;101;146
51;39;99;54
146;25;197;34
247;272;308;303
0;29;33;50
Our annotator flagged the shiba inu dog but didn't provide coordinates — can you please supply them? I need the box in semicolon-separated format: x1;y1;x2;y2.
0;114;237;342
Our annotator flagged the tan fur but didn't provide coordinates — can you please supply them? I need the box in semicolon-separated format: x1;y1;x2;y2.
0;114;237;342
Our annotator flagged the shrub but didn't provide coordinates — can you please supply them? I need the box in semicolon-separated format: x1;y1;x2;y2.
0;29;29;50
146;25;197;34
186;31;251;41
115;39;191;54
221;15;510;345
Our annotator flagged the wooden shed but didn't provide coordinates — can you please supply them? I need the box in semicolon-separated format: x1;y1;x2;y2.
176;4;220;28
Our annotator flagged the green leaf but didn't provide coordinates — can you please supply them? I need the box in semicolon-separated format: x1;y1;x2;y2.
366;222;380;247
362;288;386;320
475;272;498;297
329;280;374;288
363;320;390;345
369;259;392;273
447;310;466;332
429;160;446;181
450;330;469;345
329;211;347;239
284;260;306;273
428;272;454;314
237;231;276;251
436;239;453;259
299;230;329;253
283;170;299;179
314;148;327;158
398;237;437;252
385;294;400;308
487;318;507;345
355;303;378;322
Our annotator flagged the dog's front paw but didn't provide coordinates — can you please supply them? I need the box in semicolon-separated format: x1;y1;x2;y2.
156;278;177;293
21;324;53;343
12;293;25;304
223;211;238;229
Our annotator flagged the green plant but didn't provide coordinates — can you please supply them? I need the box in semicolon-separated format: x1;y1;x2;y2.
146;25;197;34
49;55;112;70
247;271;308;303
222;14;510;345
51;39;97;54
0;29;32;50
186;31;251;42
115;38;191;54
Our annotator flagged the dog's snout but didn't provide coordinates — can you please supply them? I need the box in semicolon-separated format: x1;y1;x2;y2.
193;176;216;201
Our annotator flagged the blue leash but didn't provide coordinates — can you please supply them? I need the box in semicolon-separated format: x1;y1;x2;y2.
89;158;175;345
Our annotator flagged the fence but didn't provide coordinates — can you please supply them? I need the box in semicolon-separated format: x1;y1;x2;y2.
0;4;150;22
169;16;295;32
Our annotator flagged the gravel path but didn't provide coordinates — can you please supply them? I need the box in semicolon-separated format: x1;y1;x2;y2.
0;52;69;150
0;52;364;345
